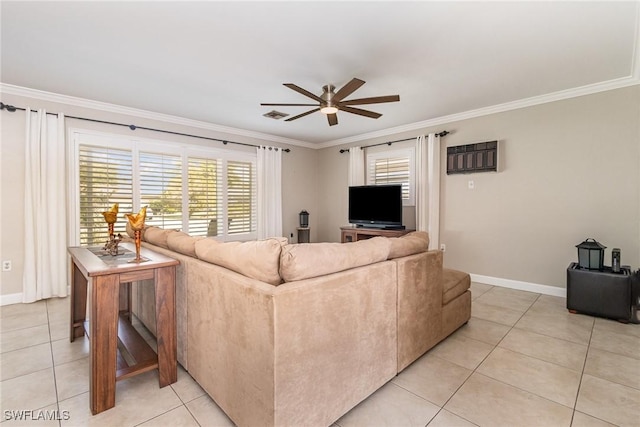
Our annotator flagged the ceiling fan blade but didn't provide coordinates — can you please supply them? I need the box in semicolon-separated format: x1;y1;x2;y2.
333;78;366;102
340;106;382;119
340;95;400;106
284;108;321;121
283;83;323;102
260;103;319;106
327;113;338;126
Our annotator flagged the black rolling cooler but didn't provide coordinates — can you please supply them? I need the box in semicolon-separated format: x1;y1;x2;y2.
566;263;637;323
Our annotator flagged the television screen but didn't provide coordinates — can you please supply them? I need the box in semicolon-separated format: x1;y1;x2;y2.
348;185;403;228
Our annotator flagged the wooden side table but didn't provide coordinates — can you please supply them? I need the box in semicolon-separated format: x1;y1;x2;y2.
297;227;310;243
340;226;415;243
68;242;179;414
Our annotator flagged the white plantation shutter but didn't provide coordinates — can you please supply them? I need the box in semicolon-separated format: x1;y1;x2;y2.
139;152;183;230
78;145;133;246
367;147;415;205
74;132;257;243
227;160;256;235
188;157;222;236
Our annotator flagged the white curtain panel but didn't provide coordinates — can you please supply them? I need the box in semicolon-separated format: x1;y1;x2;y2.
348;146;365;186
415;133;441;250
257;146;283;239
427;133;441;250
23;109;68;302
415;135;428;232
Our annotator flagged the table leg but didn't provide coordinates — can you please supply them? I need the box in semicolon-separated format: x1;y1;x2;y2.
119;282;132;323
70;262;88;342
90;274;120;415
154;265;177;387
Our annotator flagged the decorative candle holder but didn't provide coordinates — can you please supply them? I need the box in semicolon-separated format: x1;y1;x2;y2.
126;206;148;263
133;230;142;261
101;203;119;239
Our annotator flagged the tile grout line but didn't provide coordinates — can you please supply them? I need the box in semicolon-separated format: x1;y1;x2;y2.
397;285;502;426
434;292;593;423
568;319;593;426
424;287;538;426
45;299;63;427
475;293;592;416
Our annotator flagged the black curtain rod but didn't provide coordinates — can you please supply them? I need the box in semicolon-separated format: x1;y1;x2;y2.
338;131;449;153
0;102;291;152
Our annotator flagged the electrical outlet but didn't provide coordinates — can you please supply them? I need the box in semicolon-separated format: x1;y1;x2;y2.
468;180;475;190
2;260;11;272
440;244;446;252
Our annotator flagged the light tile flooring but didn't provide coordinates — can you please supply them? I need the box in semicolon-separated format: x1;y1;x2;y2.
1;283;639;426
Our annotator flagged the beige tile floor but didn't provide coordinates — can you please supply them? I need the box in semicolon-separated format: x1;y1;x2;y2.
1;283;639;426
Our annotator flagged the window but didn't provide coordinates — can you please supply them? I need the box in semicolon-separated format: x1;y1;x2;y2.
366;147;415;206
78;145;133;245
227;160;256;235
72;131;257;246
140;152;183;230
187;157;221;236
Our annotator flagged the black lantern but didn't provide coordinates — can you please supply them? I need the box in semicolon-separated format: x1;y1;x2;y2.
299;210;309;228
576;238;606;270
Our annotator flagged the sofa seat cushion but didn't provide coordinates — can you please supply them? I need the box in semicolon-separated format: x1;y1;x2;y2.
388;231;429;259
442;268;471;305
280;237;391;282
194;238;284;286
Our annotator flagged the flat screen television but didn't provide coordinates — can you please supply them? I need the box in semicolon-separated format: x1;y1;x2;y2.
348;184;403;229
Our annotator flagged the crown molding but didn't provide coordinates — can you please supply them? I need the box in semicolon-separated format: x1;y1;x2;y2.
0;83;317;149
317;75;640;149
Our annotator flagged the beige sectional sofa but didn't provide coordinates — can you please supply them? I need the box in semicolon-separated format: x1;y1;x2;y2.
130;226;471;427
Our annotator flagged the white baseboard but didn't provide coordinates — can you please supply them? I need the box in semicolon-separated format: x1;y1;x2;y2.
0;286;71;306
470;274;567;298
0;292;23;306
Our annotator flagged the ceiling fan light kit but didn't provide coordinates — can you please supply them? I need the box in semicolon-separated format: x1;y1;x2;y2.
261;78;400;126
320;106;338;115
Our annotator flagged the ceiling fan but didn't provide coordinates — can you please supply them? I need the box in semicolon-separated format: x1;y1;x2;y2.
261;78;400;126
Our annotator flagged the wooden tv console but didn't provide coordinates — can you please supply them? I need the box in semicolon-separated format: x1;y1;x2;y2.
340;226;415;243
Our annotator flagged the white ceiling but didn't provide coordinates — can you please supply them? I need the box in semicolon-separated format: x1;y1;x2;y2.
2;1;639;146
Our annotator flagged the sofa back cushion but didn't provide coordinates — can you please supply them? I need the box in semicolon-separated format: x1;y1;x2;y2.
388;231;429;259
194;238;283;286
143;226;179;249
279;237;391;282
166;231;204;257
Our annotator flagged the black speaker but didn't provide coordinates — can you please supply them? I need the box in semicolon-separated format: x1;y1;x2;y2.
612;248;621;273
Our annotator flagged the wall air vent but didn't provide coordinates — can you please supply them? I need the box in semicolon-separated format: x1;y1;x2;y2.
263;110;289;120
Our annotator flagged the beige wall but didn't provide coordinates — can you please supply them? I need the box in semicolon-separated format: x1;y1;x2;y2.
0;92;318;298
318;86;640;288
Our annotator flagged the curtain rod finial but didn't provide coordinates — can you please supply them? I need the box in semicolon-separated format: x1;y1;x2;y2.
0;102;17;112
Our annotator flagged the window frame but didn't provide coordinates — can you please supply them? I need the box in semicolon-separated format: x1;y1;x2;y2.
366;146;416;206
68;129;257;246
